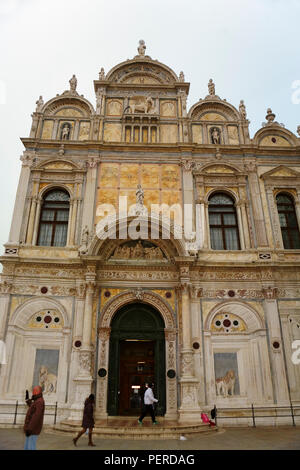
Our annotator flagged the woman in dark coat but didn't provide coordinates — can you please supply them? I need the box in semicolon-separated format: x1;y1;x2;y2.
73;394;96;447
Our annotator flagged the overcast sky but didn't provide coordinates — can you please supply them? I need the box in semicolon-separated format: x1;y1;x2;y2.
0;0;299;258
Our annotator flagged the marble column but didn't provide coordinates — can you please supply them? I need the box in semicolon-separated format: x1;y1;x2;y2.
26;196;38;245
246;163;269;248
190;287;205;405
263;293;290;404
95;327;111;420
81;159;99;236
178;276;202;423
69;276;96;421
8;156;33;245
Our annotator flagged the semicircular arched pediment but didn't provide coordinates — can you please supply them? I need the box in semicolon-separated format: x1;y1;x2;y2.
106;59;178;85
189;100;240;121
43;96;94;116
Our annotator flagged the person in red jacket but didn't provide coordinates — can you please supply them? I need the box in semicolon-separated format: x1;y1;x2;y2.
73;394;96;447
24;385;45;450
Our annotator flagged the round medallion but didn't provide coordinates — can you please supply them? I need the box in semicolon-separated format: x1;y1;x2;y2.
41;287;48;294
167;369;176;379
74;340;82;348
44;315;52;324
228;290;235;297
273;341;280;349
193;342;200;350
98;368;107;377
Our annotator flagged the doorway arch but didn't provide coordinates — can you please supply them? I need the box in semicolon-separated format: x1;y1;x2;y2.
107;303;166;416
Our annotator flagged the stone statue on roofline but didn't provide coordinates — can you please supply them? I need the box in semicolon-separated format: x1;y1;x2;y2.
208;78;215;96
137;39;146;56
239;100;247;120
69;74;77;94
35;96;44;113
297;125;300;136
179;71;185;82
99;68;105;80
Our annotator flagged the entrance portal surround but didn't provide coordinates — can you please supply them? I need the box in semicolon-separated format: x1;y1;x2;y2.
96;290;178;420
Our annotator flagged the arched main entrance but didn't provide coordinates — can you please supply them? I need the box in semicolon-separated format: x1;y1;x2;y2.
107;303;166;416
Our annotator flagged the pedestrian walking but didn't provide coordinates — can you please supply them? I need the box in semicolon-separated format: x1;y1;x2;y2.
23;385;45;450
73;394;96;447
138;382;158;425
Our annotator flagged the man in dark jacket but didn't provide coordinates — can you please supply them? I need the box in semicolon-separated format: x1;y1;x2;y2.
73;394;96;447
24;385;45;450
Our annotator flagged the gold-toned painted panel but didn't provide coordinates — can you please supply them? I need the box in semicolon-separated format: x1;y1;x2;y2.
205;165;235;174
160;101;176;117
260;135;291;147
122;76;161;84
200;112;226;121
161;190;182;206
41;120;54;139
161;165;181;189
106;100;123;116
120;164;139;188
144;190;160;211
160;124;178;143
227;126;239;145
55;108;83;117
103;123;122;142
119;189;136;211
79;122;90;140
192;125;203;144
99;163;119;188
43;162;74;170
97;188;119;206
141;165;160;188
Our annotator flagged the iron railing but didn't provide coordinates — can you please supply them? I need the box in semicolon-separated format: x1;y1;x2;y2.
0;401;58;425
213;403;300;427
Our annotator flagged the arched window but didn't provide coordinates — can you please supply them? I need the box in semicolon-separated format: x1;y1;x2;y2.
208;193;240;250
37;189;70;247
276;193;300;249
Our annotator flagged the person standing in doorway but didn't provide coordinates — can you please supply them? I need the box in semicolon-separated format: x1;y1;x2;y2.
73;394;96;447
23;385;45;450
138;382;158;425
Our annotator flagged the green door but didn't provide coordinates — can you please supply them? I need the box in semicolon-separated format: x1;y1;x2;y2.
107;303;166;416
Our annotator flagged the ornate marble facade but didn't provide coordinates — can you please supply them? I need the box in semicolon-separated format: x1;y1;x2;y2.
1;41;300;425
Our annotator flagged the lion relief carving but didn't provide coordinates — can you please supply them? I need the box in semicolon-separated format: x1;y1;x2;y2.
216;369;235;398
39;366;57;395
127;96;155;114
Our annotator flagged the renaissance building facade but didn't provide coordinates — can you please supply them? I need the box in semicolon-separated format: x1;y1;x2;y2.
1;41;300;425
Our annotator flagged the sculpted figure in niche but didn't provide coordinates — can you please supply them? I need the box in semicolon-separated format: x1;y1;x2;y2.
35;96;44;112
69;74;77;93
208;78;215;96
136;184;144;205
61;123;71;140
39;366;57;395
138;39;146;56
211;127;221;144
239;100;247;120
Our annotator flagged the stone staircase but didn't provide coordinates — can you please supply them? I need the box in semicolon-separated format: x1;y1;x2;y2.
52;417;218;440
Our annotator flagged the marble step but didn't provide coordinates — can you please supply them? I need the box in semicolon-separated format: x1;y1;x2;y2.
52;419;217;440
